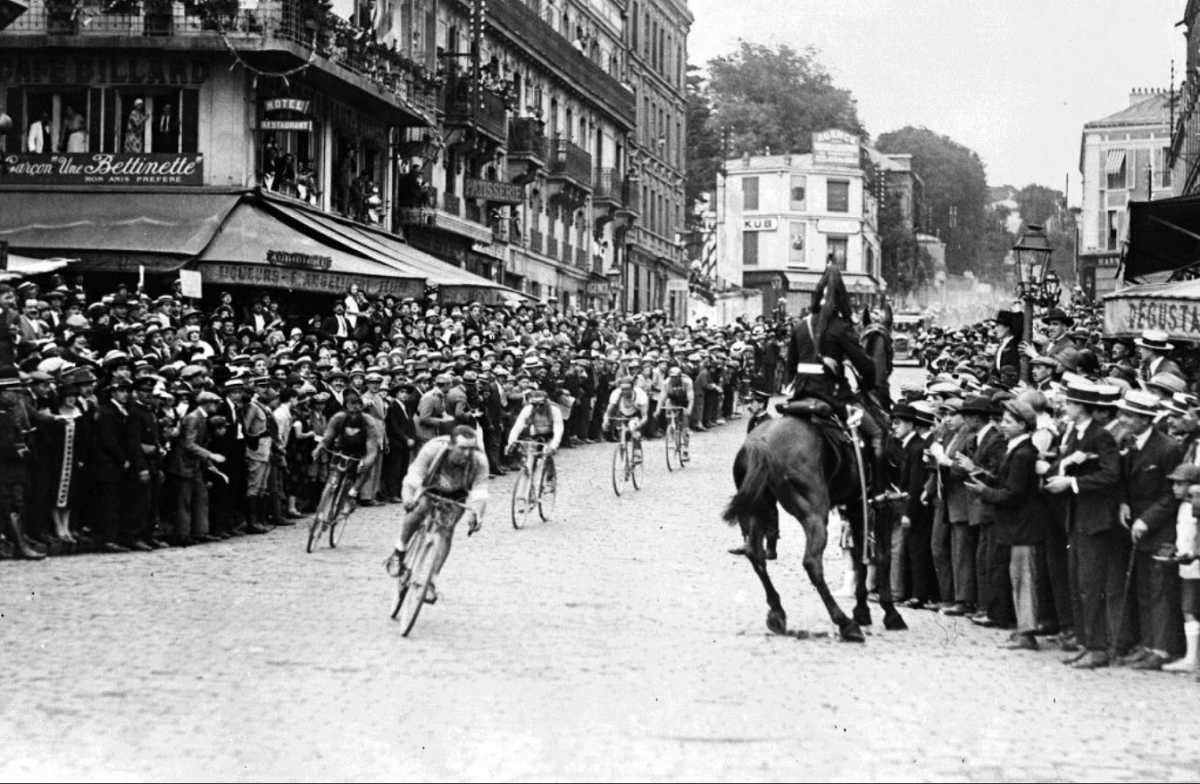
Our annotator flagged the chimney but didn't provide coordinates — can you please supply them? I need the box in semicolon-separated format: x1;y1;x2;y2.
1129;87;1164;106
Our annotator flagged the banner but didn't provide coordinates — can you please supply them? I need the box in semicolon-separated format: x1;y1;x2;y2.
1105;295;1200;340
1;153;204;186
202;263;423;299
179;269;203;299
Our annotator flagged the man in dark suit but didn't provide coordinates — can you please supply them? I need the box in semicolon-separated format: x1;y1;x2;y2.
165;391;224;544
214;377;261;534
1045;380;1125;669
320;301;353;343
1135;330;1185;383
382;381;417;499
895;401;937;609
480;371;508;475
991;310;1022;376
956;396;1012;628
92;378;135;553
127;376;166;550
1118;390;1186;669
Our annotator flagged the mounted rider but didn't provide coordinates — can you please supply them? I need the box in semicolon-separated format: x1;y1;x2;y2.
786;264;886;496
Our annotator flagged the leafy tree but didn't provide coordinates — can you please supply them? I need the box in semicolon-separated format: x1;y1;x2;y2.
876;127;990;278
878;189;934;298
1015;184;1063;227
684;42;864;218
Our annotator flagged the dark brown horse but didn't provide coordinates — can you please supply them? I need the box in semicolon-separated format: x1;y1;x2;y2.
723;414;907;641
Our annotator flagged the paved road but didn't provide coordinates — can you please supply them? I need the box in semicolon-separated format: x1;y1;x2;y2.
5;374;1200;781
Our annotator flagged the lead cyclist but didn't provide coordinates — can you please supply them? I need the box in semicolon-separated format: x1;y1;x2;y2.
602;378;650;444
385;425;489;604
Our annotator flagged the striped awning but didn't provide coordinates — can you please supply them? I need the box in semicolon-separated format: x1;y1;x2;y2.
1105;149;1127;176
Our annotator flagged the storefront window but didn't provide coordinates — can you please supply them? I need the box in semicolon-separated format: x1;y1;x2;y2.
4;87;198;154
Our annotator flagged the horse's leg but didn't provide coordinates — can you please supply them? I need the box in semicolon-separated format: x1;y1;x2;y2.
845;501;873;627
798;507;864;643
744;512;787;634
875;507;908;631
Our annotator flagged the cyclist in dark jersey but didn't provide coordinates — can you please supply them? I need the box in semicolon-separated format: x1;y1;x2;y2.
313;390;380;502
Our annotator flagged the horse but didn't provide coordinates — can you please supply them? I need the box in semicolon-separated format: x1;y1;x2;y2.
722;413;907;641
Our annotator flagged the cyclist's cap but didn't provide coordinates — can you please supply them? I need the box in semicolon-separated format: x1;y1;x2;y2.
668;366;682;377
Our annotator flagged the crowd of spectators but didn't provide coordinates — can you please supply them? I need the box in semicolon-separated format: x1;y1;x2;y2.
880;301;1200;676
0;274;775;561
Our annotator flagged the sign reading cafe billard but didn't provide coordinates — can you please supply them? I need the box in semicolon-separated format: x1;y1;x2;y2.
2;153;204;186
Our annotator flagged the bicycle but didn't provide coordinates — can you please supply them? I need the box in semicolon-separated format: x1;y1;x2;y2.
306;451;361;553
662;406;690;471
609;416;644;496
509;439;557;529
389;492;476;637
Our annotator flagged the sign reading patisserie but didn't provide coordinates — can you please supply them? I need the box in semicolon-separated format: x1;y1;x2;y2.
1;153;204;186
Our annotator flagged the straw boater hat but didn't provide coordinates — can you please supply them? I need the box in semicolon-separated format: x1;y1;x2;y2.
1062;379;1097;406
1116;390;1160;418
1134;329;1174;353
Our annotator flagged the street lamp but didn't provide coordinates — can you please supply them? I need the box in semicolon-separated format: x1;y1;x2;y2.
1013;224;1055;383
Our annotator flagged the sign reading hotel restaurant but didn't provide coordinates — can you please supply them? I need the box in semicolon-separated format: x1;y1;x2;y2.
263;98;312;115
0;56;211;85
266;250;333;271
464;178;525;204
203;264;423;298
258;120;314;132
742;217;779;232
1;153;204;186
1105;295;1200;341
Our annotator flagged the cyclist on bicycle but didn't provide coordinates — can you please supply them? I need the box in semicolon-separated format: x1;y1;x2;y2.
656;365;694;434
506;386;564;456
388;425;489;603
602;377;650;443
312;390;380;507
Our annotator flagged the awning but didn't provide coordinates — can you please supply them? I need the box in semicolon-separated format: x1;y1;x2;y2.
0;254;76;284
195;199;425;299
1123;193;1200;280
1105;149;1127;176
0;191;239;258
1103;278;1200;340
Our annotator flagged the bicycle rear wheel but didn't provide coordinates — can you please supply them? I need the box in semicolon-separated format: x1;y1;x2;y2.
612;442;628;496
664;421;677;472
631;440;645;489
307;475;338;553
511;468;533;529
329;505;352;547
538;457;557;521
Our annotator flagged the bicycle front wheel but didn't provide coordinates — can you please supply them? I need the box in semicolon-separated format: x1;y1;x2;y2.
329;504;351;547
394;536;434;636
612;442;628;496
538;456;557;522
307;475;338;553
511;468;532;529
664;421;677;472
681;428;691;466
631;440;645;489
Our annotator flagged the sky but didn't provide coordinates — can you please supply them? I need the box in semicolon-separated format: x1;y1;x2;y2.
686;0;1186;204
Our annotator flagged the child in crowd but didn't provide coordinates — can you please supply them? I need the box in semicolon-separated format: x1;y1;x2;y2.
1165;463;1200;674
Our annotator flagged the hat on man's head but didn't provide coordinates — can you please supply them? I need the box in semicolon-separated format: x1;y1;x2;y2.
1117;389;1160;418
1147;373;1187;395
196;391;221;404
1093;384;1122;408
1001;399;1037;431
960;395;995;418
1063;379;1098;406
0;365;23;389
1041;308;1075;327
1168;463;1200;483
1135;329;1174;353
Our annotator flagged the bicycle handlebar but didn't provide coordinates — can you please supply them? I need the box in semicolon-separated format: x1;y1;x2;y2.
512;439;553;454
326;451;363;463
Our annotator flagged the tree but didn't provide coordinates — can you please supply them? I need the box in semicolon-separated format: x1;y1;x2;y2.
876;127;991;278
878;189;934;299
684;42;864;218
1014;184;1062;227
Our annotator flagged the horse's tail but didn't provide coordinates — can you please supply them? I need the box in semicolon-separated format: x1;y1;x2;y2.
722;437;773;526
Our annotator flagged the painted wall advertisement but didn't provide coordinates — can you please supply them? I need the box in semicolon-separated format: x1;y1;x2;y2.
2;153;204;186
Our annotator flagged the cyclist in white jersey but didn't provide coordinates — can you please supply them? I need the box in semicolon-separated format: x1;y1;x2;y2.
603;378;650;442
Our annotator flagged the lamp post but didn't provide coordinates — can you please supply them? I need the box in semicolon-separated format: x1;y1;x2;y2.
1013;224;1055;384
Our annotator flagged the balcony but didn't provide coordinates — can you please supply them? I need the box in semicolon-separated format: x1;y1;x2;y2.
546;236;559;260
443;79;509;147
593;168;624;209
616;177;641;222
0;0;435;125
507;117;547;185
443;192;462;217
396;187;492;244
547;138;592;211
529;228;544;255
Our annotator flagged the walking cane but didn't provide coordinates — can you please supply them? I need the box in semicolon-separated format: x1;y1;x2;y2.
1114;545;1137;653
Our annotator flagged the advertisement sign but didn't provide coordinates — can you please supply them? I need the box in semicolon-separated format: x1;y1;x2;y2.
257;120;314;132
1105;295;1200;340
202;263;423;298
1;153;204;186
742;217;779;232
464;178;525;204
0;56;211;86
178;269;203;298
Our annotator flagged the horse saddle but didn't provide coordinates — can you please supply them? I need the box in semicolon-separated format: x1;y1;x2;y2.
776;399;852;462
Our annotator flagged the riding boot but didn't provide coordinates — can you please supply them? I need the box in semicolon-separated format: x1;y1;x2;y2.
6;511;47;560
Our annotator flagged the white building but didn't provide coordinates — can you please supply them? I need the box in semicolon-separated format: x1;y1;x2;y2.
716;130;882;317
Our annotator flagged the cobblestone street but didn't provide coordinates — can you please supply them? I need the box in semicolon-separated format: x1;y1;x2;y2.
4;373;1200;781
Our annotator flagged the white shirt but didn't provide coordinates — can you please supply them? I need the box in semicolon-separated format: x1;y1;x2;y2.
1132;426;1152;453
27;121;46;153
1005;433;1031;454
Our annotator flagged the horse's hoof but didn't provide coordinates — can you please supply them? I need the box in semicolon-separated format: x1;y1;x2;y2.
883;612;908;631
839;621;866;643
853;606;873;626
766;609;788;635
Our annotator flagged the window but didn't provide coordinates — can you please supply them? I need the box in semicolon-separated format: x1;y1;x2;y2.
743;231;759;266
788;222;805;266
6;87;199;155
1106;149;1127;190
1107;210;1121;250
789;175;807;211
827;236;848;269
1159;147;1174;189
743;176;759;211
827;180;850;213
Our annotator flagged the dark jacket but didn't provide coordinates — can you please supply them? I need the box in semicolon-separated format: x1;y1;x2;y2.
786;313;876;408
899;431;931;522
1052;419;1121;535
979;437;1051;546
1122;428;1184;552
967;424;1006;526
92;400;133;484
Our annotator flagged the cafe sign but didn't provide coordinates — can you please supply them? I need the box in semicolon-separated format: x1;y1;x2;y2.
266;250;332;271
203;263;423;298
1;153;204;186
1105;290;1200;341
464;177;525;205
